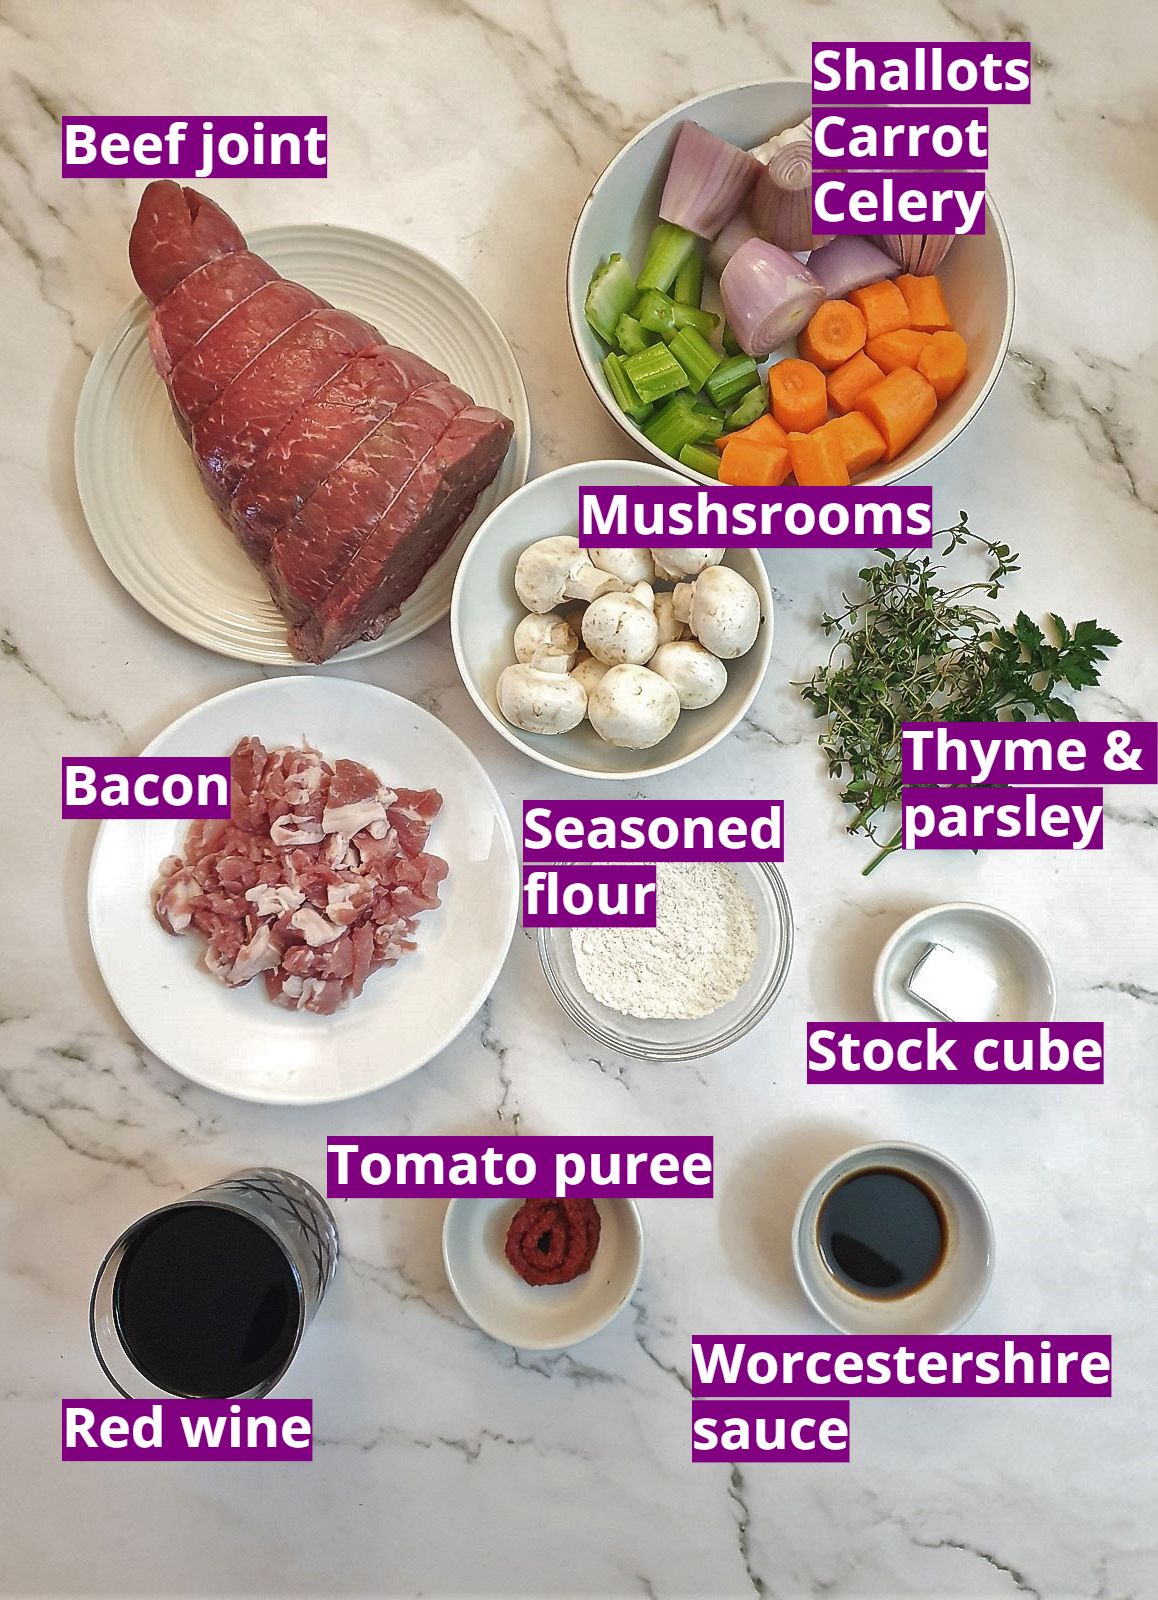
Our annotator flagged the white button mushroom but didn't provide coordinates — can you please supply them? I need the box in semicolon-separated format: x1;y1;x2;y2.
648;640;729;709
514;536;624;613
590;546;655;585
513;612;579;674
672;565;761;659
497;664;587;734
571;652;610;701
653;547;725;581
558;603;588;637
588;664;681;749
581;588;660;666
653;591;687;645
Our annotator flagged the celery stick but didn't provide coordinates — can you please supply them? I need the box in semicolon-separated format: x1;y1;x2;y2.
643;393;708;458
637;221;698;294
621;342;690;404
691;400;726;439
672;251;705;308
614;312;654;357
603;352;653;423
634;288;678;339
722;321;743;357
635;290;719;344
679;442;721;478
671;302;720;339
668;327;721;392
706;354;760;408
725;384;768;430
585;254;637;343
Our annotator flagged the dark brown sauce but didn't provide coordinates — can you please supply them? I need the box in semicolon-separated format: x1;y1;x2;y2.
818;1167;947;1300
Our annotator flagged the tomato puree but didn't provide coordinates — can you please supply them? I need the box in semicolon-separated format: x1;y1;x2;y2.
504;1198;601;1286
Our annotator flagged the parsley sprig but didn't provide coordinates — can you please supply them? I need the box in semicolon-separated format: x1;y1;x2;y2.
798;514;1121;875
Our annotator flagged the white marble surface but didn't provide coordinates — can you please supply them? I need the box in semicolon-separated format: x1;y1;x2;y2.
2;2;1157;1596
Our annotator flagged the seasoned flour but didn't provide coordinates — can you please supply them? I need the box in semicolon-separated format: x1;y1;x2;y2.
571;862;759;1021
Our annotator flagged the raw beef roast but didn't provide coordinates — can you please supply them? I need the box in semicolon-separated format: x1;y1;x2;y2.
129;183;514;661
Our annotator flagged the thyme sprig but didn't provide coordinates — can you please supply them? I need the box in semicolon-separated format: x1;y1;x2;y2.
798;513;1121;874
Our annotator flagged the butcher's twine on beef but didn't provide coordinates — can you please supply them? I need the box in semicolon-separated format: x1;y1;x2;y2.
130;182;514;662
154;737;447;1015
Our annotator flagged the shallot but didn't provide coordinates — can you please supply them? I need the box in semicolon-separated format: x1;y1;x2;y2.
748;119;832;253
806;235;901;299
877;234;957;276
719;238;824;359
659;121;762;239
707;212;759;278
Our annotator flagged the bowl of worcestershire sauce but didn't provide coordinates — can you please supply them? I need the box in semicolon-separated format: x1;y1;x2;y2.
792;1141;994;1334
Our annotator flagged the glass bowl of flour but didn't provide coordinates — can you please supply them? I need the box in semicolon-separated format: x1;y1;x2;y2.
537;862;793;1060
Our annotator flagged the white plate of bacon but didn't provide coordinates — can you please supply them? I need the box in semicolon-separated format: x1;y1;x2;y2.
76;187;530;666
87;677;519;1104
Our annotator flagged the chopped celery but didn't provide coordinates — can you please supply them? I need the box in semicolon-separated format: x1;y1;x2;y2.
644;393;708;458
634;288;678;339
637;221;698;294
671;301;720;339
668;327;721;392
691;400;726;439
672;251;705;307
706;354;760;408
603;352;653;423
679;442;721;479
722;321;743;356
614;312;654;357
585;254;638;344
635;290;719;343
621;341;690;404
725;383;769;431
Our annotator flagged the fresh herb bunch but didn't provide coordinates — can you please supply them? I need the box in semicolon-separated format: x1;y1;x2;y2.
798;513;1120;875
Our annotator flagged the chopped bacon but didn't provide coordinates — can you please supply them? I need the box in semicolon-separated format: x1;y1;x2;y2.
153;736;446;1015
388;787;443;855
154;867;203;934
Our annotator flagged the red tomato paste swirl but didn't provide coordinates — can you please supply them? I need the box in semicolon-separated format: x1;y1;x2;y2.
504;1198;601;1286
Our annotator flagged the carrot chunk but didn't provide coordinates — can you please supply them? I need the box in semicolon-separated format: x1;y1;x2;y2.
768;358;828;433
848;279;911;340
798;299;867;371
895;273;953;333
718;438;791;487
917;330;969;401
817;412;887;477
855;368;938;461
787;429;849;487
864;329;933;374
718;413;788;449
826;351;885;415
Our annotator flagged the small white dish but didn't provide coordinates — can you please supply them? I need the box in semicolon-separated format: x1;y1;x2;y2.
792;1141;995;1335
450;460;773;780
76;224;530;665
442;1197;643;1350
87;676;519;1105
874;902;1056;1024
567;79;1014;487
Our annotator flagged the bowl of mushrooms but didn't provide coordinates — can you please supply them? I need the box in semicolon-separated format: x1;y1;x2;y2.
450;461;773;779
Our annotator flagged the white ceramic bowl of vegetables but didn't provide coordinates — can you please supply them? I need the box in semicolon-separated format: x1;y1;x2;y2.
450;461;773;780
567;79;1014;488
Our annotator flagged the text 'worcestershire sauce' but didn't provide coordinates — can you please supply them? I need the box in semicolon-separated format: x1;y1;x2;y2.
112;1204;300;1397
818;1167;947;1299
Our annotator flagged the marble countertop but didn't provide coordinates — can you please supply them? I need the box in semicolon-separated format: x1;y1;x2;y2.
2;2;1157;1596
